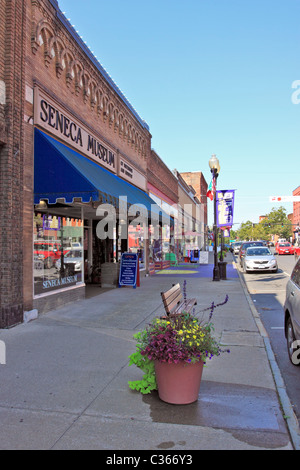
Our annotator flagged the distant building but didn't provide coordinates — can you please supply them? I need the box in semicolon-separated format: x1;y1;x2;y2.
293;186;300;244
293;186;300;226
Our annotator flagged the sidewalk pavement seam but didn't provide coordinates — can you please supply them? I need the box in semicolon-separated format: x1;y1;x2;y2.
233;259;300;451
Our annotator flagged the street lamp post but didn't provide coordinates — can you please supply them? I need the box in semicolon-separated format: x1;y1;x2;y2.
209;154;220;281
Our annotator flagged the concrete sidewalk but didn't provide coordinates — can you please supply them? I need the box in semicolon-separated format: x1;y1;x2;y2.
0;254;297;450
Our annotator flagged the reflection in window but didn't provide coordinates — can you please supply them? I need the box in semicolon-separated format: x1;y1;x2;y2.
128;223;145;269
34;212;83;295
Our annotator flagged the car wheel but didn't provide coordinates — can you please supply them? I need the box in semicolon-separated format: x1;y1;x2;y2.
286;317;300;366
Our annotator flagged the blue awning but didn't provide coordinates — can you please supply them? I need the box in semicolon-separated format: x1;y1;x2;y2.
34;129;170;221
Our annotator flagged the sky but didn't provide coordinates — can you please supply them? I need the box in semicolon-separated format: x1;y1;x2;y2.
58;0;300;228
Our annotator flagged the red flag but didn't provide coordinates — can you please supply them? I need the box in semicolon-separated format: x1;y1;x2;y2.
206;177;216;201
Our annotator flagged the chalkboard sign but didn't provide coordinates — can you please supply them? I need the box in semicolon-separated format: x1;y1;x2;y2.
119;253;139;288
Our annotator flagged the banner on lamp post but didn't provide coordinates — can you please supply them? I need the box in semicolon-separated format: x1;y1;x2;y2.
216;190;235;228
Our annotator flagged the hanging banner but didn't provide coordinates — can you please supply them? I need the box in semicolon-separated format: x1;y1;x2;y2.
216;190;235;227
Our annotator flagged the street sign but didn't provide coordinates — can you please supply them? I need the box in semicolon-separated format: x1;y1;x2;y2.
269;196;300;202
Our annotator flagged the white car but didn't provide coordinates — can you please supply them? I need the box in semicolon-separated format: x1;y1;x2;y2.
242;246;278;273
55;250;83;273
233;242;243;255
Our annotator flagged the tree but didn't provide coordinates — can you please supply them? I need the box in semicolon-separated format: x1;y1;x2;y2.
264;206;292;240
236;207;292;241
238;221;254;240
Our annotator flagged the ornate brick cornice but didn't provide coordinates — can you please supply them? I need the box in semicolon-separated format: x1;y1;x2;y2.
30;0;150;159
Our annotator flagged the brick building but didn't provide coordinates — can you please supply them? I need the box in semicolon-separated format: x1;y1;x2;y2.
180;172;208;226
293;185;300;243
0;0;207;328
0;0;164;327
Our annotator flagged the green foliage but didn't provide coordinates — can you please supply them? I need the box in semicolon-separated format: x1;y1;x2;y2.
128;295;230;395
236;206;292;241
128;331;157;394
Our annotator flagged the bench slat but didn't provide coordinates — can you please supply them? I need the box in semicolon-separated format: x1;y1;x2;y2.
161;283;197;316
163;293;183;315
161;283;180;303
174;298;197;314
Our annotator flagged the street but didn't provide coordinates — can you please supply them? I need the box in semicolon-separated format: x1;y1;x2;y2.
234;250;300;427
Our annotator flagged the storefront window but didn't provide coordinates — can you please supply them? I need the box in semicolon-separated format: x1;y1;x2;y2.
128;223;145;269
34;212;84;295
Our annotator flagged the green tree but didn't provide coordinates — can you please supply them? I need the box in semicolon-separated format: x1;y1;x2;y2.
238;221;255;240
264;206;292;240
236;206;292;241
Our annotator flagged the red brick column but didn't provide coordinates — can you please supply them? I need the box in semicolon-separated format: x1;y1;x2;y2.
0;0;26;327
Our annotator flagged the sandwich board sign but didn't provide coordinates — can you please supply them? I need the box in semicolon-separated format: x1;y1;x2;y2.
119;253;140;288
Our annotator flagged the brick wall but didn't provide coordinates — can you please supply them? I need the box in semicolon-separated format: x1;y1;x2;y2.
180;172;208;225
0;0;26;328
147;150;178;203
293;186;300;227
0;0;155;323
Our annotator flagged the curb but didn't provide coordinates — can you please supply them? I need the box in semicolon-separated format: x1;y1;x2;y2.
233;259;300;451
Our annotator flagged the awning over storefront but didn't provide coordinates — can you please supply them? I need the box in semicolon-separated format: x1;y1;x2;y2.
34;129;169;221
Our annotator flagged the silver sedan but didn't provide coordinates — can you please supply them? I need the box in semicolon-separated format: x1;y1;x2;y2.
242;246;278;273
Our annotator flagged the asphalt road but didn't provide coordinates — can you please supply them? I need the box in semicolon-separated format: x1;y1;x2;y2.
235;250;300;426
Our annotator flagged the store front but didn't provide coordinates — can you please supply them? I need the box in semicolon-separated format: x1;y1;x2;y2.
148;184;178;263
33;93;168;311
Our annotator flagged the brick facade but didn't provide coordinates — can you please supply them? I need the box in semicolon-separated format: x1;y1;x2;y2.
180;172;208;226
147;150;178;205
0;0;207;327
293;186;300;227
0;0;26;327
0;0;152;327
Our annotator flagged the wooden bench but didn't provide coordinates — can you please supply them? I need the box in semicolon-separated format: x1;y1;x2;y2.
161;283;197;317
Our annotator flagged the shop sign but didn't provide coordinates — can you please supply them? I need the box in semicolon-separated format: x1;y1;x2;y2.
119;253;139;288
43;215;61;231
34;87;116;173
42;274;78;290
119;158;146;191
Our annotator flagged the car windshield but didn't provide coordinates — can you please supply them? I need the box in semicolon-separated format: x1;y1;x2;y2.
65;250;82;258
279;243;290;246
242;242;262;249
246;248;271;256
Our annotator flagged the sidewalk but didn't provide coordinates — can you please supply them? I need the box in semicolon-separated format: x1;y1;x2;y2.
0;253;297;450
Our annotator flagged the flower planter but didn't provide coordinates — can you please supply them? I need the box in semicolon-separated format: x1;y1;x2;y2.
154;360;204;404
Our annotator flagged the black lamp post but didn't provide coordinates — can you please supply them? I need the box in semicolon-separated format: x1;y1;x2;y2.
209;154;220;281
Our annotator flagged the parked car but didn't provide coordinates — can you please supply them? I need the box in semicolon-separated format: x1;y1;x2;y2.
275;242;295;255
34;241;62;269
284;258;300;366
231;241;243;255
55;250;83;274
238;241;264;266
242;246;278;273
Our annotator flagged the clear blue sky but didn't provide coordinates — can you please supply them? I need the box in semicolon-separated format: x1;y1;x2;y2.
58;0;300;228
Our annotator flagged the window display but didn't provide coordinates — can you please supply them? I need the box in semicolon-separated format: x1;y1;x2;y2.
128;223;145;269
34;212;84;295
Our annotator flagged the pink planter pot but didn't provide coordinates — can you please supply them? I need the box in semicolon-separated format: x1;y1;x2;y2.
154;360;204;404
